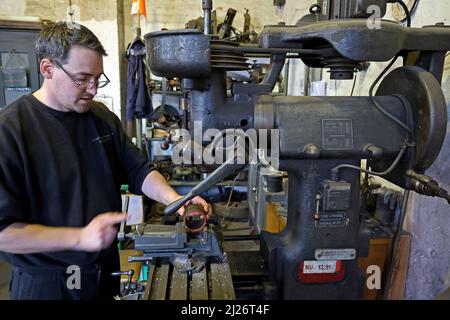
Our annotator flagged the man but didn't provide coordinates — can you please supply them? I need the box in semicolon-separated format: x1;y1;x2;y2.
0;22;210;300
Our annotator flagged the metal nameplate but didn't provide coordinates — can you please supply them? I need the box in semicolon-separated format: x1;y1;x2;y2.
315;248;356;261
322;119;354;150
315;212;346;227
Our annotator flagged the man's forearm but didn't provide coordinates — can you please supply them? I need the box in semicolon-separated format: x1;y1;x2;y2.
141;170;180;205
0;223;81;254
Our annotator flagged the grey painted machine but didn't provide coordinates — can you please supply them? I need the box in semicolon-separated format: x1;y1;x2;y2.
145;0;450;299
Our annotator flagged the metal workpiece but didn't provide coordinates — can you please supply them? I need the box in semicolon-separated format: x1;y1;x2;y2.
183;203;208;234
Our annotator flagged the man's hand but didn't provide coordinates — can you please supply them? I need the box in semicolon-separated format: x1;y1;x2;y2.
176;196;212;218
141;170;212;218
77;212;127;252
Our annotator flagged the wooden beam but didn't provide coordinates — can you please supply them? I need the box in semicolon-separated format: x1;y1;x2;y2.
386;233;412;300
0;19;48;30
357;237;393;300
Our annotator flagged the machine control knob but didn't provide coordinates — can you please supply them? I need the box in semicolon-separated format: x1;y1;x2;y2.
303;144;321;158
364;144;384;158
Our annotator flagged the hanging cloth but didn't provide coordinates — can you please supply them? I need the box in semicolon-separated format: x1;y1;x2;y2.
125;38;153;120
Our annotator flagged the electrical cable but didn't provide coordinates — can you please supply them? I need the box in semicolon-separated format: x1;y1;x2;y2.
331;142;408;179
221;174;239;228
399;0;419;24
369;56;414;138
350;72;357;96
396;0;412;27
332;54;418;179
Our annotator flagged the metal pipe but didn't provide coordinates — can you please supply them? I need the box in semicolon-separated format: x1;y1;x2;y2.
203;0;212;35
136;118;143;149
128;255;154;263
184;204;207;234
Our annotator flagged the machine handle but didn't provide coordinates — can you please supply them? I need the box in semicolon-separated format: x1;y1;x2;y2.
164;155;246;215
407;170;450;205
164;192;195;216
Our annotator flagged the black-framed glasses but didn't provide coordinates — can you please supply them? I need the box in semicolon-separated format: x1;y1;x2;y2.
52;59;110;89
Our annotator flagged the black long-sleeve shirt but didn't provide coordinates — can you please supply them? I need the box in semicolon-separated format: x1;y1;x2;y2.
0;94;154;268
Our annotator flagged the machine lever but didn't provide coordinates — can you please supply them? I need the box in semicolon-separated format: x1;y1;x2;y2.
111;270;134;295
164;155;246;215
314;194;322;221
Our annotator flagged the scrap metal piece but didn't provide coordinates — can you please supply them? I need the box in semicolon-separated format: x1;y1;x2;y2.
170;253;206;274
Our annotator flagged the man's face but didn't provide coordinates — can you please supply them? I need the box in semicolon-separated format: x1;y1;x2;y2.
52;46;104;113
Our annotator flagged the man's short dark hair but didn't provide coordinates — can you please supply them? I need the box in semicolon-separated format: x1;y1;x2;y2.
36;21;107;63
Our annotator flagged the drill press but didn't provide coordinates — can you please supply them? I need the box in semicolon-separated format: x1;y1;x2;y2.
146;0;450;299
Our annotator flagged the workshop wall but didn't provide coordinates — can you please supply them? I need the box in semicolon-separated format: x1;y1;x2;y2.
0;0;123;119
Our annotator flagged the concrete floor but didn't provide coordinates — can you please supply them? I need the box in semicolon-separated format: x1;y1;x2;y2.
0;258;11;300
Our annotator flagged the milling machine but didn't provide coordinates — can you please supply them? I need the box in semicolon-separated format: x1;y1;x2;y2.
123;0;450;300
